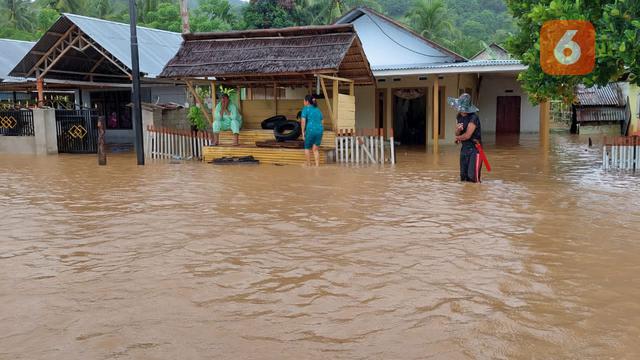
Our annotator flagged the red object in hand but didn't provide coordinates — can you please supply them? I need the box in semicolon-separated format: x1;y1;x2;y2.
475;143;491;172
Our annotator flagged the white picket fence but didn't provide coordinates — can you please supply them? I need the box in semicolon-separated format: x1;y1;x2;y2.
602;135;640;171
335;128;395;165
145;125;211;160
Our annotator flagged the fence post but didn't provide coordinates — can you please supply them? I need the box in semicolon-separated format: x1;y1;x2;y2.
379;128;384;164
97;116;106;165
389;128;395;165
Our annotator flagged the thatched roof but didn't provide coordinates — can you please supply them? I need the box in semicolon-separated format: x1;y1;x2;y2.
159;24;373;86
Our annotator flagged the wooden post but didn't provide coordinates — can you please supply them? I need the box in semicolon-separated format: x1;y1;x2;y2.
349;82;355;96
332;79;339;128
185;80;212;125
180;0;189;33
211;80;216;121
274;83;278;115
425;87;429;149
97;116;106;165
236;86;242;112
385;88;392;139
36;77;44;107
433;77;440;153
539;100;550;147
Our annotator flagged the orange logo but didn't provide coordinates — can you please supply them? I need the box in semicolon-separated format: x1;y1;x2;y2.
540;20;595;75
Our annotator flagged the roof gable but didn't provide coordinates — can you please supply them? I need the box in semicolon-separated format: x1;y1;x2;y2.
335;7;465;70
10;13;182;79
471;43;511;60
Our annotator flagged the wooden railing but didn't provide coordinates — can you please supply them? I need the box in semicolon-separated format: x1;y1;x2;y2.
335;128;395;165
603;134;640;171
145;125;211;160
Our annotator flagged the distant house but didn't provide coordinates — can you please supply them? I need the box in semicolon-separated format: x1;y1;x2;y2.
0;39;35;102
3;13;185;143
334;7;540;149
573;83;629;135
471;43;511;61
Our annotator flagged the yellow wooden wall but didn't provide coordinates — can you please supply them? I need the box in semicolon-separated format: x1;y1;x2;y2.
336;94;355;130
239;99;334;130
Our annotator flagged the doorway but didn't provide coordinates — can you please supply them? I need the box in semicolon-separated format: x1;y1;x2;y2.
496;96;521;134
393;88;427;146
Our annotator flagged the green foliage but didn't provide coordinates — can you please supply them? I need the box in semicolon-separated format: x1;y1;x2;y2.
242;0;298;29
187;106;209;130
506;0;640;103
142;2;181;32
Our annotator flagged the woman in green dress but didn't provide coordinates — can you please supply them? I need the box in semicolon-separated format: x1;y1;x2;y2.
212;94;242;146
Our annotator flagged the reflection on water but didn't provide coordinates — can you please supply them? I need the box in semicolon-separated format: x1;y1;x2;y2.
1;133;639;359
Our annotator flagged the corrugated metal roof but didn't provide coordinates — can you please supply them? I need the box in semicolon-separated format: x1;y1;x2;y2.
334;7;465;69
372;59;522;71
10;14;182;79
63;14;182;78
576;107;626;122
575;83;625;106
0;39;35;82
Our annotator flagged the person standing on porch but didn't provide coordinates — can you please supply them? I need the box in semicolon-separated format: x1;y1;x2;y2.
212;94;242;146
449;93;483;183
300;94;324;166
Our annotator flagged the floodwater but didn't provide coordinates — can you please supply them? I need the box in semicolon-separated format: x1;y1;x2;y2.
1;133;639;359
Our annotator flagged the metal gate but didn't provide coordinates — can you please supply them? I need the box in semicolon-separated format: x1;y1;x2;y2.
55;109;98;153
0;109;35;136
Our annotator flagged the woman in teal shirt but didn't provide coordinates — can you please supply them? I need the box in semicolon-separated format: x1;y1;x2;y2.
300;94;324;166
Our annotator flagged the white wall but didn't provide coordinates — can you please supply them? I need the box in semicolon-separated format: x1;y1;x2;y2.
478;75;540;133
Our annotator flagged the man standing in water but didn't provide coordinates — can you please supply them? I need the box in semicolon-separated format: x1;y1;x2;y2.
449;93;483;183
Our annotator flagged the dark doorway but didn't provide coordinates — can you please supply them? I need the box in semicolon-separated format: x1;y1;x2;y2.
90;90;132;130
496;96;521;134
393;89;426;146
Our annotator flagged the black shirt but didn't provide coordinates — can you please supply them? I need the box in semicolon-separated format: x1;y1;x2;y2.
457;113;481;148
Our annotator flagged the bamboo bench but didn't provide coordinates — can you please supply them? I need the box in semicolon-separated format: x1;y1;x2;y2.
215;128;335;147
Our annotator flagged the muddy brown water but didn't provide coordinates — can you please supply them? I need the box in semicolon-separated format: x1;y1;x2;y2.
1;133;639;359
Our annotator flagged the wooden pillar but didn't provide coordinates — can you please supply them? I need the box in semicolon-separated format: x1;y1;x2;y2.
210;81;216;121
349;82;355;96
274;83;278;115
332;79;339;128
36;77;44;107
236;86;242;112
425;87;429;149
385;87;392;138
97;116;107;165
432;77;440;153
539;100;550;147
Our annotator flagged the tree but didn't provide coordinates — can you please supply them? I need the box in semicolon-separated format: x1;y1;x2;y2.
406;0;454;42
143;2;182;32
506;0;640;103
2;0;36;32
242;0;298;29
305;0;383;25
191;0;236;32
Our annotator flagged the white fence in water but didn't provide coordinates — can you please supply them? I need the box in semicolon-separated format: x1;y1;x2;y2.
335;128;396;165
145;125;211;160
602;135;640;171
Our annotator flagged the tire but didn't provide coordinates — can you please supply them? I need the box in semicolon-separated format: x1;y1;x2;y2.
274;120;301;142
261;115;287;129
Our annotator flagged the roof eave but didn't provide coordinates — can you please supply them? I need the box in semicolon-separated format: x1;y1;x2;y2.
373;64;527;77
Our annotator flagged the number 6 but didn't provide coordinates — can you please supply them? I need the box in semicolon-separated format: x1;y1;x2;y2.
554;30;581;65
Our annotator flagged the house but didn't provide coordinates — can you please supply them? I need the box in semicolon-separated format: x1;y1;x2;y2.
158;24;373;164
0;39;35;103
471;43;512;61
573;83;629;135
334;7;540;150
5;13;186;143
